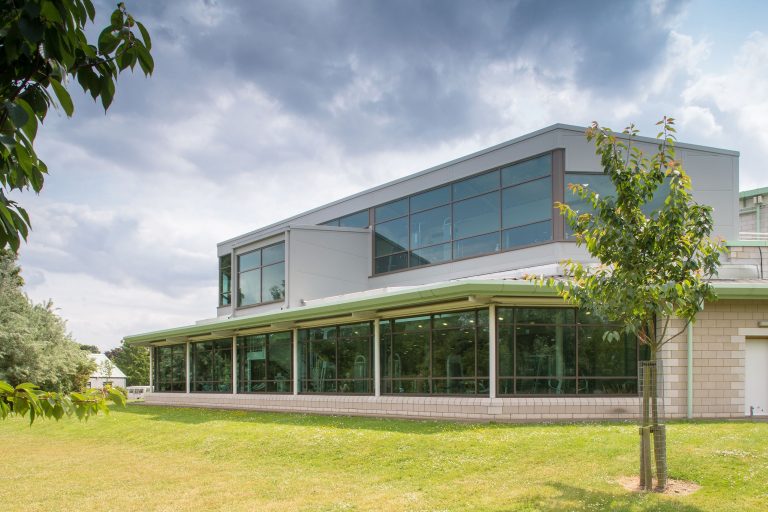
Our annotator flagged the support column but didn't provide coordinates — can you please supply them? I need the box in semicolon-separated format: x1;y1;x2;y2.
148;345;153;391
185;340;191;394
374;319;381;397
292;328;299;395
489;304;497;398
232;336;238;394
687;322;694;419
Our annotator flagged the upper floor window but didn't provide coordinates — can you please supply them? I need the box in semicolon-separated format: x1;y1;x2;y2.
218;255;231;306
564;173;670;238
320;210;370;228
237;241;285;307
374;153;553;274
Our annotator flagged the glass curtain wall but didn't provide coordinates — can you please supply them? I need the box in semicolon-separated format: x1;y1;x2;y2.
237;331;293;393
237;242;285;307
380;309;489;395
374;153;553;274
298;322;373;393
497;307;642;395
564;173;671;237
320;210;370;228
153;344;186;392
190;339;233;393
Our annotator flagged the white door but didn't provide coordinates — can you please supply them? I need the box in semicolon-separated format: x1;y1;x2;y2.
745;338;768;416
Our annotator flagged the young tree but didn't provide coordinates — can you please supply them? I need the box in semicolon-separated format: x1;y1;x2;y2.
0;1;153;250
530;117;725;490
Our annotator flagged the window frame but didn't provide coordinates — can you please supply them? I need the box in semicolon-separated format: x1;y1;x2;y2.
373;151;557;275
380;309;490;396
495;306;643;397
236;241;286;309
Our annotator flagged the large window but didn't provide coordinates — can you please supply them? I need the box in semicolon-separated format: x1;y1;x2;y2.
237;242;285;307
153;344;186;392
298;322;373;394
497;307;642;395
237;331;293;393
564;173;671;237
190;339;233;393
320;210;370;228
380;309;489;395
374;153;553;274
219;254;231;306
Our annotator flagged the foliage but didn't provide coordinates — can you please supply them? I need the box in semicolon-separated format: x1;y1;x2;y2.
105;341;149;386
0;379;124;424
2;407;766;511
529;116;726;491
0;0;153;250
531;117;725;352
79;344;100;353
0;248;94;392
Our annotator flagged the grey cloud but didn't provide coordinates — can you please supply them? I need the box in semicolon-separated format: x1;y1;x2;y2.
116;0;685;153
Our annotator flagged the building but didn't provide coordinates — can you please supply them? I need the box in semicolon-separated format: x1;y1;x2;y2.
88;353;128;389
123;124;768;421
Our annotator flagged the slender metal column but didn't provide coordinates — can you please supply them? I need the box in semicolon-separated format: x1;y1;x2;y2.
185;340;191;394
489;304;497;398
148;345;153;391
292;328;299;395
232;336;237;394
687;322;694;419
374;320;381;397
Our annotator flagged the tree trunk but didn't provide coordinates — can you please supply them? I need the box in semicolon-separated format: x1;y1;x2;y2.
640;363;653;490
650;352;668;490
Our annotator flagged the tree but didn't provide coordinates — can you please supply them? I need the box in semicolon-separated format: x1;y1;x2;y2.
79;344;100;354
0;379;125;424
529;117;725;490
105;341;149;386
0;248;95;392
1;0;153;250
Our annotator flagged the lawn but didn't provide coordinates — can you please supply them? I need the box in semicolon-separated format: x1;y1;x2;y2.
0;405;766;511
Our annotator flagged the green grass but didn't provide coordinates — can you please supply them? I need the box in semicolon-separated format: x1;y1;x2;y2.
1;405;766;511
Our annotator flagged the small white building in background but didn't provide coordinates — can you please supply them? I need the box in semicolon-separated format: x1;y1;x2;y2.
88;354;128;389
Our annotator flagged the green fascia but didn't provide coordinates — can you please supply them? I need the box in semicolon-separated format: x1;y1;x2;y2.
123;280;558;345
726;240;768;247
712;282;768;299
739;186;768;199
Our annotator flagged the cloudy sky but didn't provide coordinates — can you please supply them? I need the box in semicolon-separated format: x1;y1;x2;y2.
10;0;768;350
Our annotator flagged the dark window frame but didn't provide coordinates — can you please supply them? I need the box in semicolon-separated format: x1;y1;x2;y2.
298;322;374;395
496;307;643;397
218;254;232;306
190;338;233;393
373;152;556;275
237;331;293;394
236;241;286;308
380;309;490;396
153;344;186;393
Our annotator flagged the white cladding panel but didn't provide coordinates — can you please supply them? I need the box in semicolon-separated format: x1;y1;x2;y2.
287;226;370;307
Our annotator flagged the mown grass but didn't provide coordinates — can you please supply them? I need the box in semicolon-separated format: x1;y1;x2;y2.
0;404;766;511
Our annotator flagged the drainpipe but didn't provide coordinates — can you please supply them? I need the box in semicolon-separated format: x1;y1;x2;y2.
687;322;694;419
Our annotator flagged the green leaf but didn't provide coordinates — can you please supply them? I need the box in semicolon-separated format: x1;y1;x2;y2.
110;9;124;30
49;79;74;117
100;76;115;111
4;101;29;130
97;27;120;55
135;43;154;75
137;21;151;50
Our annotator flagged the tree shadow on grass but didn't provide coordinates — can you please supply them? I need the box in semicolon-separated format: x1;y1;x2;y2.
121;403;638;435
507;482;705;512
